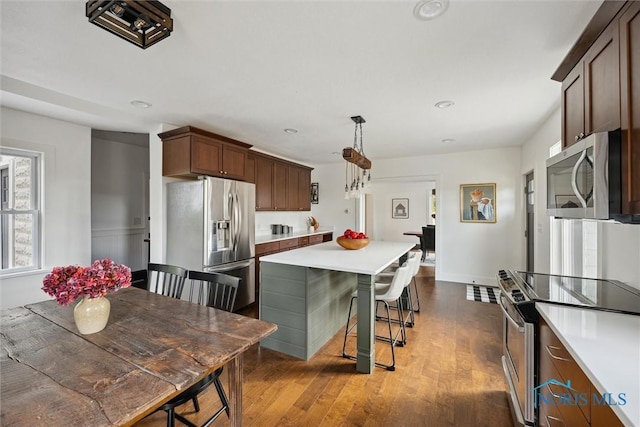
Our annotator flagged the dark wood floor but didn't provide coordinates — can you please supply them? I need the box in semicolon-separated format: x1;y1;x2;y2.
135;266;513;427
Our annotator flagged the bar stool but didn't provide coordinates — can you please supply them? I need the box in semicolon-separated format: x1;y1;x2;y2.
376;252;420;328
342;264;409;371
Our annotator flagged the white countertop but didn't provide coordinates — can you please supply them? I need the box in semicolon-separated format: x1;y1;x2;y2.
536;303;640;426
259;240;415;275
255;228;333;245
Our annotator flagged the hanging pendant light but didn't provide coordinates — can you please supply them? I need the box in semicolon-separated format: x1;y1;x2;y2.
342;116;372;199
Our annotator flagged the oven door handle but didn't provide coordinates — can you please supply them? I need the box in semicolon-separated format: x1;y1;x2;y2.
498;294;524;333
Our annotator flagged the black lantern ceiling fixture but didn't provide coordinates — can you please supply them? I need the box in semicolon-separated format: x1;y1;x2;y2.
86;1;173;49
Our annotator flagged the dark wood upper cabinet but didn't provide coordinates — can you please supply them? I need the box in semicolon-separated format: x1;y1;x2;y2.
556;0;639;215
297;167;311;211
619;0;640;214
584;20;620;136
273;162;288;211
250;151;312;212
286;165;312;211
561;18;620;148
286;164;299;210
190;135;222;176
285;164;313;211
561;63;585;148
245;154;256;184
255;155;275;210
159;126;251;181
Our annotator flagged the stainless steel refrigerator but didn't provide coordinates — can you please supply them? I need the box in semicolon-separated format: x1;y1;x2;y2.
166;177;255;311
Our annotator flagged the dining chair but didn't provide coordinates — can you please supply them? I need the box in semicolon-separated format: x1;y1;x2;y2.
421;225;435;257
342;264;409;371
130;269;148;289
156;270;240;427
147;263;188;299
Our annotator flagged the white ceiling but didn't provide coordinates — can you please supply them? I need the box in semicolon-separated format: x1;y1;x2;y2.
1;1;602;166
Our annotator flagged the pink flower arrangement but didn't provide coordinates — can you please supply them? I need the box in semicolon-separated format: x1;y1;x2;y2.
42;258;132;305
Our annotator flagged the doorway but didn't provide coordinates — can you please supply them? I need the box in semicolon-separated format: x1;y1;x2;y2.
525;171;534;272
90;130;149;271
363;175;439;270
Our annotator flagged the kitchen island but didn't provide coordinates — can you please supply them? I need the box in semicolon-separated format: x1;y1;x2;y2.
259;240;415;373
537;303;640;427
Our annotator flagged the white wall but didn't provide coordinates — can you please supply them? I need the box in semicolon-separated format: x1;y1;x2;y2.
520;107;561;274
599;222;640;288
1;108;92;309
309;165;360;237
149;124;183;264
368;180;435;244
255;211;316;237
312;146;523;286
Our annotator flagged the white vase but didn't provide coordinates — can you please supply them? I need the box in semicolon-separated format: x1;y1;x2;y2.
308;226;315;233
73;296;111;334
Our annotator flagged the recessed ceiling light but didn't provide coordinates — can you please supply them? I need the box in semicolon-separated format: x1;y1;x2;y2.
284;128;298;134
414;0;449;21
442;138;455;143
435;100;455;109
130;100;152;108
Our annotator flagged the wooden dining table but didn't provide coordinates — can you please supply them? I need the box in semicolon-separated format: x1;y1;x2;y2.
1;287;277;426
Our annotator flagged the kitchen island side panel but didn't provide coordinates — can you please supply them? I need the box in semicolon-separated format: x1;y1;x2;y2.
260;263;307;359
260;262;357;360
307;269;357;357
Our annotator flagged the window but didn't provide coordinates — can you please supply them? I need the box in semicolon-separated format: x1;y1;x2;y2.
0;147;41;274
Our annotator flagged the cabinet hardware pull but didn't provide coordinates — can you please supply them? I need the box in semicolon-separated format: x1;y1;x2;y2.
545;382;564;399
545;344;572;362
545;414;565;427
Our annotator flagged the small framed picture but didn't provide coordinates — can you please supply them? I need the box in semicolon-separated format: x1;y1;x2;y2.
310;182;319;204
460;183;496;223
392;198;409;219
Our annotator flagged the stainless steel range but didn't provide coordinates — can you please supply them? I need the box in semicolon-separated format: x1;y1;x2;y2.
496;270;640;427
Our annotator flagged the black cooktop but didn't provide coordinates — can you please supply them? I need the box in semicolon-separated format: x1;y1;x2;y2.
511;271;640;316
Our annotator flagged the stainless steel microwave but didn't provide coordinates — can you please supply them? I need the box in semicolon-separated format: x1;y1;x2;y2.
546;129;629;221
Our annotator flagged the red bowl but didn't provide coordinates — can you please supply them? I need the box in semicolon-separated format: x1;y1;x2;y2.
336;236;370;250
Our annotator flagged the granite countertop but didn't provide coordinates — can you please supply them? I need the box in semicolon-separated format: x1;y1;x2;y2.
536;303;640;426
255;227;334;245
259;240;415;275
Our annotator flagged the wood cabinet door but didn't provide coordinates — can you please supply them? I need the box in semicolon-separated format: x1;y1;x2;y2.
191;136;222;176
221;143;247;180
255;156;275;210
620;1;640;215
286;166;311;211
584;20;620;136
562;63;585;148
287;165;300;210
273;162;288;210
298;167;311;211
246;155;256;184
162;135;192;177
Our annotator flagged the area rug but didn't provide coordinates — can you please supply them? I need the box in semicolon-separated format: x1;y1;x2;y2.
466;285;500;304
421;253;436;267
